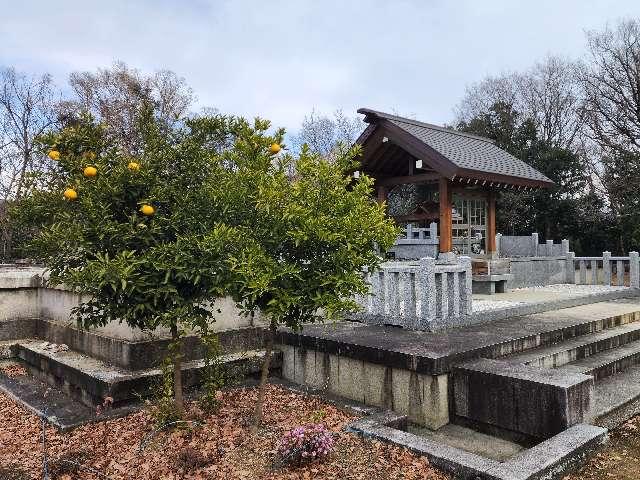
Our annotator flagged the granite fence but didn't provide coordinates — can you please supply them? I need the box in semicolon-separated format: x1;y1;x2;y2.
570;251;640;288
353;257;472;331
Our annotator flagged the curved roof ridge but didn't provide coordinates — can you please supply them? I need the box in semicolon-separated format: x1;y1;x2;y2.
357;108;495;144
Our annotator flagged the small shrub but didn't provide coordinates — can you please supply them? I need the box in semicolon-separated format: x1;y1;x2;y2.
308;408;327;423
174;446;212;471
199;332;227;413
148;349;183;427
277;424;335;466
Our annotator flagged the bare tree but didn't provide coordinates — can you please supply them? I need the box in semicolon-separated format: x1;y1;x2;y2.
291;109;363;158
67;61;195;154
455;55;582;148
516;56;583;148
0;68;58;200
455;73;519;125
578;19;640;253
580;19;640;156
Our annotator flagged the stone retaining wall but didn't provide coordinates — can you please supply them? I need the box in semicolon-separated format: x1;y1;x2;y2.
497;233;569;258
0;266;264;342
508;256;569;289
281;344;449;429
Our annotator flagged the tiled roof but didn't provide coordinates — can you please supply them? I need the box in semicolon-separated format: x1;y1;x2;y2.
358;109;553;185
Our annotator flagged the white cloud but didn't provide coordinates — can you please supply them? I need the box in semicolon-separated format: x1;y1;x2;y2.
2;0;640;133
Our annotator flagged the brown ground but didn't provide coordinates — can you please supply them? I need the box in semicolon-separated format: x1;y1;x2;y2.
0;383;449;480
564;416;640;480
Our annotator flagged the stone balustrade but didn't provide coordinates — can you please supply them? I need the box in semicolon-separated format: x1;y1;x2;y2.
354;257;472;331
569;251;640;287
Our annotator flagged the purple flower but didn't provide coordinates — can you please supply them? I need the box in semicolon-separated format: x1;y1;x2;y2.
277;423;335;466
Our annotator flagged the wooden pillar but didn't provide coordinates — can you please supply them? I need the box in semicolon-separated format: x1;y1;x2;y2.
487;190;497;255
377;186;389;206
438;178;452;254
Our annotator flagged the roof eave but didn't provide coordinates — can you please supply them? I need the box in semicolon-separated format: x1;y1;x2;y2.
454;167;555;188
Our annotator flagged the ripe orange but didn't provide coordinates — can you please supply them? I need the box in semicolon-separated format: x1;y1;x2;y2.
83;166;97;177
127;161;141;171
140;204;155;216
269;143;281;155
48;150;61;161
63;188;78;200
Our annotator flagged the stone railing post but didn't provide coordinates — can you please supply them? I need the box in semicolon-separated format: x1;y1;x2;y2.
602;251;612;286
416;257;436;329
565;252;576;284
630;251;640;288
429;222;438;240
370;270;384;315
531;233;539;257
496;233;502;257
546;239;553;257
561;239;570;255
460;256;473;315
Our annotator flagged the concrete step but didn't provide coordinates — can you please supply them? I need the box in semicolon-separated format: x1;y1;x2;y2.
505;322;640;370
556;339;640;381
12;340;280;407
592;364;640;428
0;361;136;431
452;358;593;440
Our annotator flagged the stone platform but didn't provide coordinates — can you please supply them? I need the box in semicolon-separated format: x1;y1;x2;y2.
279;290;640;434
280;289;640;479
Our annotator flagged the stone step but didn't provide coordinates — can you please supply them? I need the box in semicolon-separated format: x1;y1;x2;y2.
556;339;640;381
36;318;267;370
281;297;640;377
505;322;640;370
592;363;640;428
12;340;280;407
0;362;136;431
452;358;593;440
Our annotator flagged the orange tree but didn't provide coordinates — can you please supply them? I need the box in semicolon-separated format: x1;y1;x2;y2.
18;110;248;412
212;120;398;428
17;110;397;420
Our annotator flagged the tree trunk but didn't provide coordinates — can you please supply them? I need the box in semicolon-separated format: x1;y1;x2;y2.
252;321;276;433
170;324;184;413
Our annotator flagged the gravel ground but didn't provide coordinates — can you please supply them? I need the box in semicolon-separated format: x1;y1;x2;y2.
473;284;629;312
472;300;526;312
513;284;628;293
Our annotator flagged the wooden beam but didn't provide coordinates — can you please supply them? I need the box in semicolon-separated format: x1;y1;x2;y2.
487;190;497;255
379;119;458;178
439;178;453;254
375;172;440;187
377;186;389;206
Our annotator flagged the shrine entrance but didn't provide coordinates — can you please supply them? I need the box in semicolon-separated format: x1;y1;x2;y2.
452;194;488;255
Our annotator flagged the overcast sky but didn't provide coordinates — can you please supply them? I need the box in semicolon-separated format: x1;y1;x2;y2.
3;1;640;135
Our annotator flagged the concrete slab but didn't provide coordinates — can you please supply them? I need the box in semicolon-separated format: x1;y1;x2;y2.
592;363;640;428
408;422;526;462
279;297;640;375
348;410;607;480
12;340;277;406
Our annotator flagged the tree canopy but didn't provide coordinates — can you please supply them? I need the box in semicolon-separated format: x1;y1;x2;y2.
16;106;397;418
